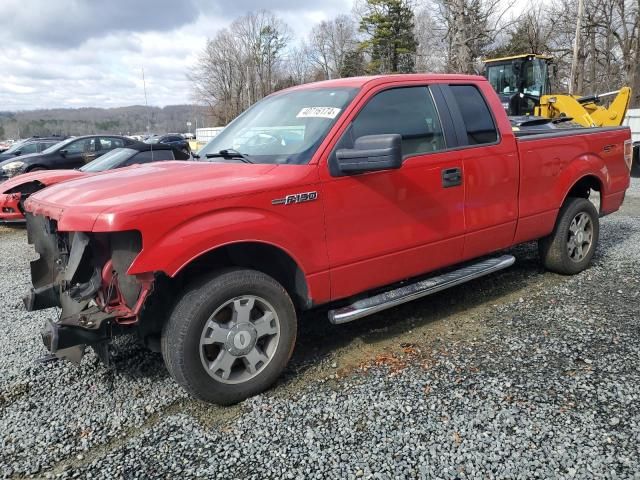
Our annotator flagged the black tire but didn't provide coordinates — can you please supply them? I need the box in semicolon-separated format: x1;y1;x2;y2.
161;268;297;405
538;197;599;275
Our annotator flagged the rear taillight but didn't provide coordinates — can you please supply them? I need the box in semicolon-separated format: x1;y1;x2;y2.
624;139;633;171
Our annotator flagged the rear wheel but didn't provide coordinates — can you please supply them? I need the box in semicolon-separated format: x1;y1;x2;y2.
161;269;297;404
538;197;599;275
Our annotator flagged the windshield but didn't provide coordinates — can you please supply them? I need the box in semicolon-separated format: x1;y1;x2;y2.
486;58;549;98
145;137;161;144
486;63;519;95
521;59;549;97
198;87;358;165
41;137;76;154
80;148;137;172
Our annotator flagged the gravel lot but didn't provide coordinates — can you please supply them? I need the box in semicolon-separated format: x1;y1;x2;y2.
1;180;639;479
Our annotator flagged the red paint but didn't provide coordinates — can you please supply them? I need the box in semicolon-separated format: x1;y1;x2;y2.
0;192;22;221
98;260;154;324
0;170;86;221
24;75;632;309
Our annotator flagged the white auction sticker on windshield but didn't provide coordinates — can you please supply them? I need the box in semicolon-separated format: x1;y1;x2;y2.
296;107;341;119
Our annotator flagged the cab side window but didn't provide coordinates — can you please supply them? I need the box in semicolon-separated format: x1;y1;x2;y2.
99;137;125;150
20;143;39;154
350;87;446;157
65;139;89;154
449;85;498;145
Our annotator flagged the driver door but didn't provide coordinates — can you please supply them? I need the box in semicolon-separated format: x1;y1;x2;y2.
320;84;466;301
59;138;91;168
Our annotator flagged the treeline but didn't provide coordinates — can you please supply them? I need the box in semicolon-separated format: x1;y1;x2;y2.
192;0;640;125
0;105;209;140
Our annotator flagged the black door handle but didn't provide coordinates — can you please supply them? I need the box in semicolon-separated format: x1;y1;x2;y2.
442;167;462;187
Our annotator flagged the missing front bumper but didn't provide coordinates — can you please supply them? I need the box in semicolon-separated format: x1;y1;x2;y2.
25;213;148;365
40;307;114;364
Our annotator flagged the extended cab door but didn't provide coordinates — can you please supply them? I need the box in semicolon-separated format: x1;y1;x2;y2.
320;84;466;301
439;83;519;259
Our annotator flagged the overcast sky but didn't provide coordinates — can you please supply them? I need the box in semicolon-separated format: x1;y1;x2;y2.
0;0;353;111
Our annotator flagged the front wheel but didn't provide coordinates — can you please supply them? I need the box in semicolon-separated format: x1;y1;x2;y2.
161;269;297;405
538;197;600;275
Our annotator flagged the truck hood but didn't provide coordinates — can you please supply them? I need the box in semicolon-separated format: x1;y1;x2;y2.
25;161;282;229
1;169;85;193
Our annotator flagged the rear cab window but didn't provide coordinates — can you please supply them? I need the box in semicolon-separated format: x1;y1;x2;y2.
447;85;499;146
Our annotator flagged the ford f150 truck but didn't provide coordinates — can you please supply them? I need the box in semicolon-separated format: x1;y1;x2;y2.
22;74;632;405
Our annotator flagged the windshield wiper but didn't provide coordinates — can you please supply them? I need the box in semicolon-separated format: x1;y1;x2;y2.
205;149;254;163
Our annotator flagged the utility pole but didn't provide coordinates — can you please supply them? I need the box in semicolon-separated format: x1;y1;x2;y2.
569;0;584;95
142;66;151;133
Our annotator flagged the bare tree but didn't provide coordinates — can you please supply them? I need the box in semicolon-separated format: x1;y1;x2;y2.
191;10;292;124
307;15;358;79
235;10;291;101
190;30;244;124
414;6;448;72
608;0;640;103
435;0;513;73
548;0;638;100
285;45;315;85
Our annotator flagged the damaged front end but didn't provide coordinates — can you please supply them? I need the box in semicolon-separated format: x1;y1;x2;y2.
24;213;154;364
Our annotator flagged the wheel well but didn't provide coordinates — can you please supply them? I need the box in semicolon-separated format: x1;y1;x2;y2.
565;175;602;211
5;180;45;195
175;242;311;310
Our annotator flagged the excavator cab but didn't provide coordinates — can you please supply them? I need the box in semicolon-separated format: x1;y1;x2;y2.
484;54;553;116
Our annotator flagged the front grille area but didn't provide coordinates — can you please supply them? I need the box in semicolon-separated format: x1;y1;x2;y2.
24;214;145;363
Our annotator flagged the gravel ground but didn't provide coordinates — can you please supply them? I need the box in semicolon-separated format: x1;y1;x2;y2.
1;180;639;479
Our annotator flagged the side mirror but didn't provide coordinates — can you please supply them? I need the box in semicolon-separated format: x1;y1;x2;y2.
13;150;21;156
336;134;402;173
59;149;67;157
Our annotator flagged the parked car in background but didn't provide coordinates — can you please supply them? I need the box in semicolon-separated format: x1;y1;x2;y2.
0;135;136;181
0;140;15;153
0;136;68;163
145;133;190;153
0;143;190;222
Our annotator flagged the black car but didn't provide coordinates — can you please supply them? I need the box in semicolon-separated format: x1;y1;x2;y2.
145;134;190;153
0;136;68;163
79;142;191;172
0;135;136;181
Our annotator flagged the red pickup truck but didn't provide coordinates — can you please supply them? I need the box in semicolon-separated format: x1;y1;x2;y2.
23;74;632;404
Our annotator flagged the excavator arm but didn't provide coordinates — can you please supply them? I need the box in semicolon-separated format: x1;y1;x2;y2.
537;87;631;128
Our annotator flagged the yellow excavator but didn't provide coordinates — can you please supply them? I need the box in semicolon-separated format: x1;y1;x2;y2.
483;54;631;128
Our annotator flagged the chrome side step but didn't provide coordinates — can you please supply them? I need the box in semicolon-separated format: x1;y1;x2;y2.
328;255;515;325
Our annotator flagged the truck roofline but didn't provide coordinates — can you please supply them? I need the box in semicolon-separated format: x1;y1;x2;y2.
276;74;489;93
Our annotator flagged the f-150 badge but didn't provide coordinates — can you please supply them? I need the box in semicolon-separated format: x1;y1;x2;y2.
272;191;318;205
